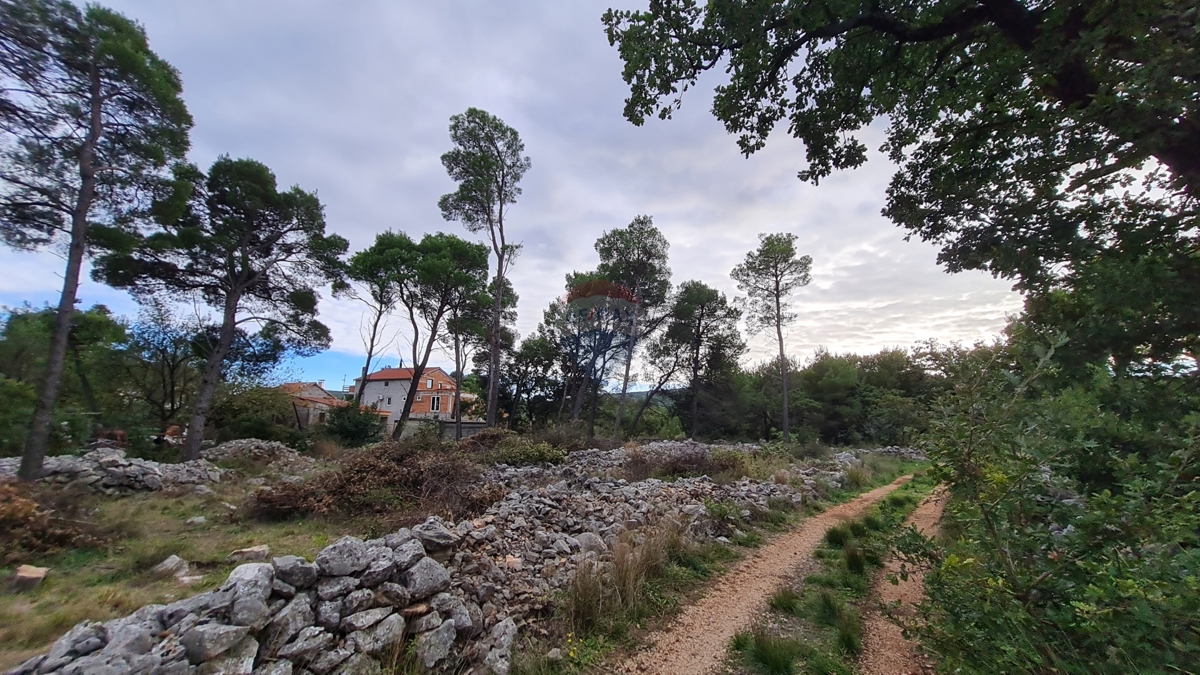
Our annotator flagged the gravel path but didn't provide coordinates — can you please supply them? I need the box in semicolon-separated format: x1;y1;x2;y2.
858;489;946;675
617;476;914;675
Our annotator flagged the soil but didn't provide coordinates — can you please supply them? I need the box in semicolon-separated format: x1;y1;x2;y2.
858;489;946;675
616;476;913;675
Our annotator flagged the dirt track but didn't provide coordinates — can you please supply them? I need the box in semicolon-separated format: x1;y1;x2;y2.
858;490;945;675
617;476;913;675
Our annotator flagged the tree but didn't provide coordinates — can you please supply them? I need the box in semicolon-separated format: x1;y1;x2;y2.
731;233;812;442
94;156;347;460
438;108;531;428
391;232;489;435
594;215;672;441
439;272;492;440
603;1;1200;366
335;231;408;404
1;0;192;478
119;302;200;429
666;280;744;438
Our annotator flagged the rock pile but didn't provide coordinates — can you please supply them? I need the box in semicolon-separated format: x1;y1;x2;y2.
7;522;513;675
0;448;223;495
202;440;321;478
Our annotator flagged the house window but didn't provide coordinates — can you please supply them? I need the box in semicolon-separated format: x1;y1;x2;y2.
426;378;433;389
431;396;441;412
318;412;326;424
386;397;392;405
384;381;389;386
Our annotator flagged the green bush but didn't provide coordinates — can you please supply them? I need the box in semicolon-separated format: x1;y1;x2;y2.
911;347;1200;673
489;436;566;465
322;403;385;448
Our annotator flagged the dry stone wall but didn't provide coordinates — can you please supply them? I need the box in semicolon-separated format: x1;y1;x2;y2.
5;443;916;674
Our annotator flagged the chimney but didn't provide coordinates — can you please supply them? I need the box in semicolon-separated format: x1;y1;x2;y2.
317;379;325;388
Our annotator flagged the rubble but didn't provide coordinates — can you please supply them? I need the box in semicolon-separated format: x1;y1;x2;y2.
0;448;223;494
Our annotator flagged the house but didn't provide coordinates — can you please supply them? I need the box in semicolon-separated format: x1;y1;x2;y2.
350;366;467;435
278;381;348;429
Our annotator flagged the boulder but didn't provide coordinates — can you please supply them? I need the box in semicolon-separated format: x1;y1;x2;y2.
333;653;381;675
316;575;359;601
340;588;374;616
383;528;414;549
338;607;393;633
307;647;352;675
345;613;405;656
374;582;410;608
276;626;333;663
151;555;191;579
261;593;315;657
413;517;462;550
273;556;319;589
180;624;251;664
415;619;457;669
227;545;270;563
391;539;425;572
197;635;257;675
402;557;451;601
315;537;373;576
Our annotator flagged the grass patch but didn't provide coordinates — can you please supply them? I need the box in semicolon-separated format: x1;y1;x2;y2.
731;630;806;675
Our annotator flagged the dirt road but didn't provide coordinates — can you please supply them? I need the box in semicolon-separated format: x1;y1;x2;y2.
617;476;913;675
858;490;946;675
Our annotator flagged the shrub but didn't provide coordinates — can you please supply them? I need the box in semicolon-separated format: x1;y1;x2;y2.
248;439;501;521
824;525;850;547
861;514;884;531
457;426;513;454
847;520;868;537
0;482;100;564
488;436;566;465
843;465;871;489
322;403;385;448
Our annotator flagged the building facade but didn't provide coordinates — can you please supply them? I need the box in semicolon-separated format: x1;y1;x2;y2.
351;367;464;434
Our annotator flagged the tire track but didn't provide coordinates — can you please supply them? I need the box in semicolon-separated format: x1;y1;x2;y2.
617;475;914;675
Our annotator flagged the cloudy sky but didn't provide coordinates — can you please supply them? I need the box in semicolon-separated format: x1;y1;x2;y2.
0;0;1022;387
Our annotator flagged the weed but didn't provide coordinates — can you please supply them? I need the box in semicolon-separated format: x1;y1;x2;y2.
811;590;847;627
847;520;867;537
732;630;805;675
861;514;883;531
834;612;862;655
843;543;866;575
732;531;763;547
823;525;850;547
769;587;804;615
843;465;871;489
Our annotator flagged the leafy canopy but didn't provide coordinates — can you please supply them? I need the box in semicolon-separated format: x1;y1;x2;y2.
603;0;1200;367
0;0;192;247
731;232;812;335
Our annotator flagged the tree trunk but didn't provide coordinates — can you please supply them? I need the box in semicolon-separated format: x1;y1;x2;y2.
391;310;446;438
354;305;385;405
611;314;638;442
180;295;241;461
690;376;699;439
629;388;659;436
19;67;102;480
486;253;505;427
453;327;464;441
776;311;790;443
587;378;601;439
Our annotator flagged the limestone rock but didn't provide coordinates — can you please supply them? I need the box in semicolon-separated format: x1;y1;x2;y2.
391;538;425;572
315;537;372;576
403;557;450;601
413;517;461;550
11;564;48;592
338;607;392;633
316;575;358;601
273;556;319;589
261;593;315;657
415;619;457;669
332;654;381;675
181;624;251;664
197;635;257;675
228;545;270;563
276;626;332;663
345;613;405;656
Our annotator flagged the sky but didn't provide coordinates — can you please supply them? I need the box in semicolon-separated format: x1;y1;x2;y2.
0;0;1023;389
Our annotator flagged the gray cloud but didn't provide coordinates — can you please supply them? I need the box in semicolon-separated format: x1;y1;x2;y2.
1;1;1021;371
